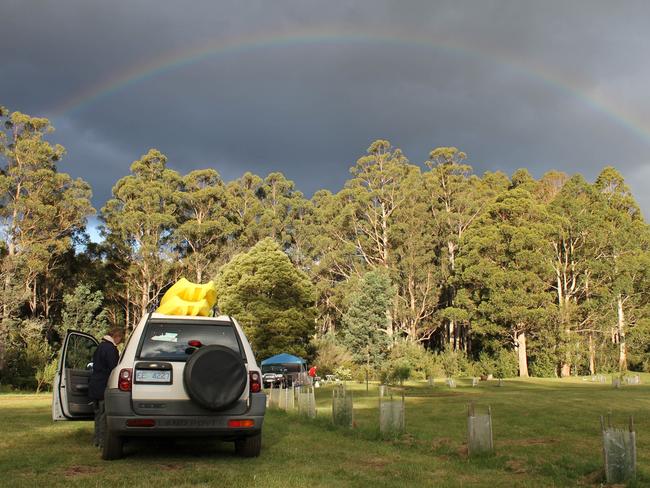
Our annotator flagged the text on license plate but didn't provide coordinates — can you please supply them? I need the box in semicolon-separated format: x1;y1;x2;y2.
135;370;171;383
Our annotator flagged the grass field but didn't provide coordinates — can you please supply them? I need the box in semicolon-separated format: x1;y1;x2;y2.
1;376;649;487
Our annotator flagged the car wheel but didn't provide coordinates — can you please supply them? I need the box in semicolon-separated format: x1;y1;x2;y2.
101;428;123;460
234;432;262;457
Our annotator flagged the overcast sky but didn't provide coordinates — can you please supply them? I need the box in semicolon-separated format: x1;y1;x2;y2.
2;0;650;221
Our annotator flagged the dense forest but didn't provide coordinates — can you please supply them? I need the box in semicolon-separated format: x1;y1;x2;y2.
1;107;649;389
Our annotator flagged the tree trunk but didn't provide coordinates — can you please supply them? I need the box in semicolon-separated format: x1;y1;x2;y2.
617;295;627;372
141;277;152;321
29;278;38;315
44;278;51;319
516;331;529;377
560;362;571;377
588;332;595;375
449;320;456;350
125;285;131;331
0;320;6;373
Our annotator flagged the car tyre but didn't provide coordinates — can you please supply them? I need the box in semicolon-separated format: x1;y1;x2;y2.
101;428;124;460
235;432;261;457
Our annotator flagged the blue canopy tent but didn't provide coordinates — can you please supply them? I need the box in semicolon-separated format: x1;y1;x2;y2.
261;353;306;366
261;353;307;385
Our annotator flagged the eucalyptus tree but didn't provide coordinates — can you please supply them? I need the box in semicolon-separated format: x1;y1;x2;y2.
547;175;602;375
101;149;181;328
592;167;648;371
458;186;555;376
338;140;418;338
176;169;235;282
299;189;361;334
258;172;307;250
224;172;265;256
0;110;93;373
391;170;441;341
423;147;507;350
0;111;93;316
343;139;416;270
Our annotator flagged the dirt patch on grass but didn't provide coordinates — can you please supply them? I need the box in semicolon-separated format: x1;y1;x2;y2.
394;433;420;447
159;463;183;471
501;438;557;447
577;469;605;486
358;456;391;470
63;465;101;477
456;444;468;459
505;459;528;474
431;437;453;450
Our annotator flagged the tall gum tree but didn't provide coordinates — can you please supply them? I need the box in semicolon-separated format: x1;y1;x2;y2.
101;149;180;328
547;175;601;375
458;181;555;377
593;167;648;371
0;110;92;365
423;147;507;350
175;169;236;282
299;189;361;334
391;170;441;341
339;140;417;338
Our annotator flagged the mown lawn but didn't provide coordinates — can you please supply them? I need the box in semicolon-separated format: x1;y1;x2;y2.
1;375;649;487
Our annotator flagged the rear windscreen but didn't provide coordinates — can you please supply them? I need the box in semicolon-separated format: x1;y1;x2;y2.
138;321;242;361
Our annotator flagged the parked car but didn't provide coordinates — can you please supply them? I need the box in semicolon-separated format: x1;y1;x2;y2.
262;372;285;388
52;313;266;460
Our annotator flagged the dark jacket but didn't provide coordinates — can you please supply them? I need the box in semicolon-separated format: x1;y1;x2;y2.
88;339;119;401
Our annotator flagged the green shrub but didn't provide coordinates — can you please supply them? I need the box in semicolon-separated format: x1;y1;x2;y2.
4;319;53;390
312;333;354;376
438;348;463;378
380;358;412;385
475;352;495;376
334;366;353;382
35;360;58;393
529;350;558;377
387;340;431;380
493;349;518;378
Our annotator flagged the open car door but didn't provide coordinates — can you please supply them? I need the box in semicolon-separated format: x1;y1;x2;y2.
52;331;98;421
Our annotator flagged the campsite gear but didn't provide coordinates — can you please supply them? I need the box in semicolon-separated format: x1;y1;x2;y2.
156;278;217;316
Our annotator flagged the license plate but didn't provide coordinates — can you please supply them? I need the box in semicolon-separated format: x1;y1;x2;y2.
135;369;171;383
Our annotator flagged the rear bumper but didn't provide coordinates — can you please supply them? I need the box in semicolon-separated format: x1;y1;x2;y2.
104;389;266;437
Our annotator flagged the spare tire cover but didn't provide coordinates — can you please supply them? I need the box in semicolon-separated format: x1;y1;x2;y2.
183;345;247;411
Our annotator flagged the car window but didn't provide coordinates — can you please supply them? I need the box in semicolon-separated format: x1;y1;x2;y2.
139;322;241;361
65;333;97;370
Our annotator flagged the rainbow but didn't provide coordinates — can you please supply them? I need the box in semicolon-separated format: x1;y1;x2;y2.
50;27;650;143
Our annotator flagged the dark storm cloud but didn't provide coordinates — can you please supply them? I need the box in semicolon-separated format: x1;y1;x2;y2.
1;0;650;215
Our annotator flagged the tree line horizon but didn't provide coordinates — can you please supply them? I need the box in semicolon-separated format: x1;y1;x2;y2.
1;106;649;389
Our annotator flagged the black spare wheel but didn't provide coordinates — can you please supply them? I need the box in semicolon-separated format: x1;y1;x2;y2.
183;345;247;411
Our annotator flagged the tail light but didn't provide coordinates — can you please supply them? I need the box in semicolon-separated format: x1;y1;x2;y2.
249;371;261;393
118;368;132;392
228;419;255;428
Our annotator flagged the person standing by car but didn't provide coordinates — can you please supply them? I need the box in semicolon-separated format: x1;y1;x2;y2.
88;327;123;447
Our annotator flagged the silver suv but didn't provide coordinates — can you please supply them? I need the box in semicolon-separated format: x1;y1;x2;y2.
52;313;266;460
